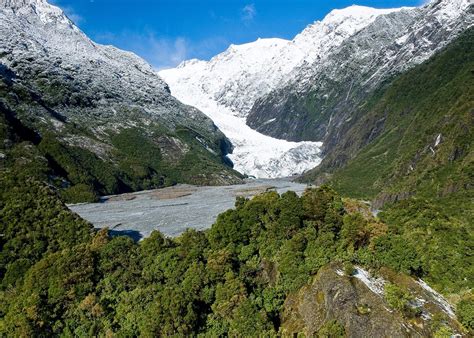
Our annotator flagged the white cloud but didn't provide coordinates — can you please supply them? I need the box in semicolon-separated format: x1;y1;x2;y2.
241;4;256;22
94;32;189;70
93;31;229;70
150;37;188;70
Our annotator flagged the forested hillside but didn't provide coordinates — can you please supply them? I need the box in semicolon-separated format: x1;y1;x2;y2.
302;28;473;206
1;1;472;336
1;171;472;335
0;0;243;204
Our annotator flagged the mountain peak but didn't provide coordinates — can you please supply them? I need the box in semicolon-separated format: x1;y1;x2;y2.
318;4;406;32
2;0;72;26
324;4;404;20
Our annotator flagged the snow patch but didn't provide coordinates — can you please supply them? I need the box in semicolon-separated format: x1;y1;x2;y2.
417;279;455;318
435;133;442;147
353;266;386;296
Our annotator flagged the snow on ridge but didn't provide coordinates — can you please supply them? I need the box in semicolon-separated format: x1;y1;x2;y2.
351;266;456;319
3;0;75;27
159;4;409;178
353;266;387;296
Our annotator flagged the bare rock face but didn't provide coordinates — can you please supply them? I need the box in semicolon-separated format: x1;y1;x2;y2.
281;264;462;337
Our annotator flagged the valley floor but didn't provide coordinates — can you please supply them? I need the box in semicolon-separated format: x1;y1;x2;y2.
68;178;310;238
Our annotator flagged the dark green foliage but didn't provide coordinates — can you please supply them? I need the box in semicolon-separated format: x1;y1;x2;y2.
456;296;474;333
60;183;99;204
34;126;242;203
371;235;422;276
373;193;473;293
384;283;421;319
0;185;356;336
0;176;469;336
0;172;93;290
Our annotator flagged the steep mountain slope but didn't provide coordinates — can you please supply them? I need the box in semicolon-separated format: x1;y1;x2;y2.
247;0;472;148
0;0;242;202
159;6;405;177
162;5;404;118
301;27;474;205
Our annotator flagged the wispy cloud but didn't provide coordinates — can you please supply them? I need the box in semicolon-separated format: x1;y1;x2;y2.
63;6;84;25
241;4;256;22
93;31;228;70
49;0;84;25
152;37;188;70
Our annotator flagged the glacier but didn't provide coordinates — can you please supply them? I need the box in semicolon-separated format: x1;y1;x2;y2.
156;74;323;178
159;5;407;178
159;1;471;178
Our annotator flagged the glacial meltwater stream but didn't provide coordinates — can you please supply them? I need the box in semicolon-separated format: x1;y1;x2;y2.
68;178;310;240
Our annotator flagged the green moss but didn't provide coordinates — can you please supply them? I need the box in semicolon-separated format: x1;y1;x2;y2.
317;320;346;338
384;283;421;319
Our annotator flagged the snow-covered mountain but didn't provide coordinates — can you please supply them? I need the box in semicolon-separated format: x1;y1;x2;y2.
162;5;406;118
160;5;407;177
0;0;216;132
248;0;472;144
160;0;472;178
0;0;243;190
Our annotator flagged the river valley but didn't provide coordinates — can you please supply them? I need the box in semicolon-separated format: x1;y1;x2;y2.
68;178;310;240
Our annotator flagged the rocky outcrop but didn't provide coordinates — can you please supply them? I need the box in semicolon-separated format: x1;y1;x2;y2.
281;264;463;337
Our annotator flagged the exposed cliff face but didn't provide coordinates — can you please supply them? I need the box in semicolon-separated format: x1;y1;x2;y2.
246;0;472;147
281;264;463;337
0;0;242;201
246;9;419;143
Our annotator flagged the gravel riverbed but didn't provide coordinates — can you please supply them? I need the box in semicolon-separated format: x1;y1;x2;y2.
68;178;310;239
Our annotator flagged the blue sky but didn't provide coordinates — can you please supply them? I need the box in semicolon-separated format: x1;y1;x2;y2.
51;0;425;69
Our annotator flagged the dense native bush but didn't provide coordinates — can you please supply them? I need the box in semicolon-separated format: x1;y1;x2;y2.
0;177;471;335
